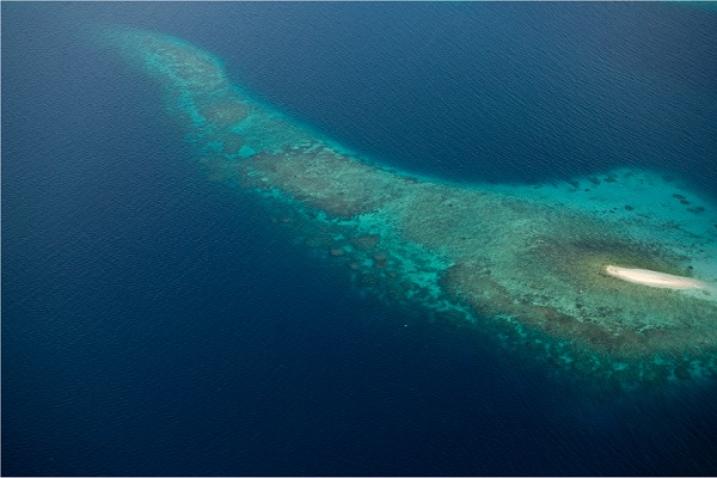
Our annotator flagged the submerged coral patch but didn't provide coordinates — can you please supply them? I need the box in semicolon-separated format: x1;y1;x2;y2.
105;27;717;388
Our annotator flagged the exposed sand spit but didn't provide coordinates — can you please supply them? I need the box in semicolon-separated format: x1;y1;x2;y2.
605;265;706;290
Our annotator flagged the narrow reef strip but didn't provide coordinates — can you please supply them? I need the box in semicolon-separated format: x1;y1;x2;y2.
101;26;717;388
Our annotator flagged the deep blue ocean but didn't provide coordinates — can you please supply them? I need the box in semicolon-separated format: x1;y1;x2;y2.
3;3;717;476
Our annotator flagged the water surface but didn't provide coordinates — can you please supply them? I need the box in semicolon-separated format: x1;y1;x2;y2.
3;3;717;475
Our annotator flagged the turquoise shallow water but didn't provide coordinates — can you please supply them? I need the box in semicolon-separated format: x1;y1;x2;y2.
4;3;717;475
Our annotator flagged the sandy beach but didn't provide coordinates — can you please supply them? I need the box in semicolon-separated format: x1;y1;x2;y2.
605;265;706;290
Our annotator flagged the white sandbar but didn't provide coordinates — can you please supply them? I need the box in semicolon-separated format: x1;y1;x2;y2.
605;265;706;290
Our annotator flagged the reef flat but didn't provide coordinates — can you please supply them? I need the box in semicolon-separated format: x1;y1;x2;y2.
102;28;717;388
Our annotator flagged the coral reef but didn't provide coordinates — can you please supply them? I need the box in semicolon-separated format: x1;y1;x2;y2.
103;27;717;387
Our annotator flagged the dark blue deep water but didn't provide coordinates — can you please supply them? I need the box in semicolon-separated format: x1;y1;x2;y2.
3;3;717;476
